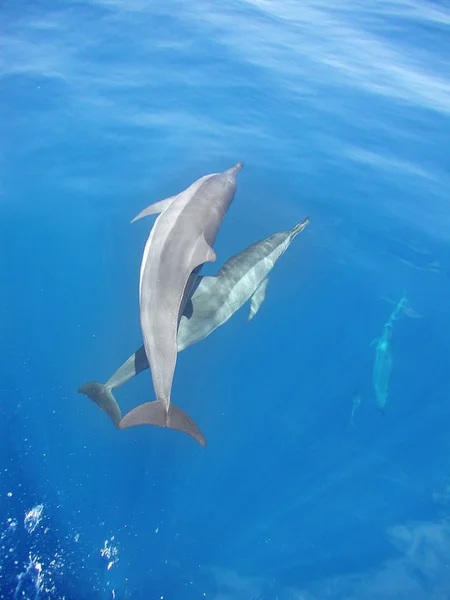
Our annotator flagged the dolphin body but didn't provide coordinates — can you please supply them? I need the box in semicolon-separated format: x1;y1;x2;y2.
119;163;243;446
349;389;361;427
371;321;393;413
79;217;310;437
371;295;408;414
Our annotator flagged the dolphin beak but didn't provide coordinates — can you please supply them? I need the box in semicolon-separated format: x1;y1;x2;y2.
231;162;244;174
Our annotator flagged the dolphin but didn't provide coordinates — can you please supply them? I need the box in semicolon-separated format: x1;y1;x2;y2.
371;294;410;414
79;217;310;433
177;217;310;350
371;321;393;413
382;295;421;319
349;389;361;427
119;163;243;446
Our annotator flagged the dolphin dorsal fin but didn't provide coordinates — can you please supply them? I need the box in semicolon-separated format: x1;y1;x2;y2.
248;278;269;321
189;233;217;270
131;194;178;223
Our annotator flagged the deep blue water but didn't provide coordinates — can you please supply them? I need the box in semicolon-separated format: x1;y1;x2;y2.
1;1;450;598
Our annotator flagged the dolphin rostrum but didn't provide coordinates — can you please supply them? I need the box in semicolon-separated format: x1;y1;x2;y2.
119;163;243;446
79;217;310;433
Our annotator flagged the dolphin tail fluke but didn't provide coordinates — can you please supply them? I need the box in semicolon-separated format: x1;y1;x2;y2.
78;381;122;428
118;401;206;447
167;404;207;447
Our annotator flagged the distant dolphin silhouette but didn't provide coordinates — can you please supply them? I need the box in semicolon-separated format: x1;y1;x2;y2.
79;217;310;435
371;295;409;413
121;163;242;445
371;321;393;413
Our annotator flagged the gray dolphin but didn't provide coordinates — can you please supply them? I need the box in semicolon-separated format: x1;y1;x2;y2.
79;217;310;436
120;163;243;445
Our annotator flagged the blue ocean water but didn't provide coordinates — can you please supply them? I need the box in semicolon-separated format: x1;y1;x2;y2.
1;0;450;598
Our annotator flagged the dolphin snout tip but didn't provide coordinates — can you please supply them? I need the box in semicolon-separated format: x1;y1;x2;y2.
292;216;310;236
231;161;244;174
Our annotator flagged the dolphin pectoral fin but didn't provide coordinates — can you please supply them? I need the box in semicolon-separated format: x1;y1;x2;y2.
370;337;378;347
248;277;269;321
78;381;122;428
131;195;178;223
190;233;217;269
118;402;206;446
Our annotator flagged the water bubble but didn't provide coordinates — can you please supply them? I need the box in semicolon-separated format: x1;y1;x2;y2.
14;555;42;600
100;538;119;571
24;505;44;534
8;520;18;532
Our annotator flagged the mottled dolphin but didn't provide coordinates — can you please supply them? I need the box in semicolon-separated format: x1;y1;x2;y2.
78;217;310;433
121;163;243;446
177;217;310;349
